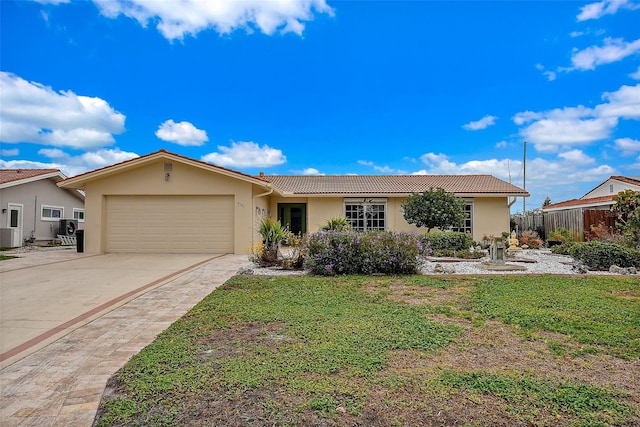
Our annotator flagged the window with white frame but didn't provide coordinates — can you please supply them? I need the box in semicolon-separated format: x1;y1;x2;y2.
344;198;387;231
451;202;473;234
73;208;85;222
41;205;64;220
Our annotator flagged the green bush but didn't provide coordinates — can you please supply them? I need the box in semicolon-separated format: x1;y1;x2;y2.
546;227;575;243
320;216;352;232
567;241;640;270
432;248;486;259
420;231;473;252
550;241;577;255
305;231;422;276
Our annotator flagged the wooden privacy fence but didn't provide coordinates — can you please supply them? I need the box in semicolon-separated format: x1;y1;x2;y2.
583;209;616;239
512;209;616;241
511;212;544;237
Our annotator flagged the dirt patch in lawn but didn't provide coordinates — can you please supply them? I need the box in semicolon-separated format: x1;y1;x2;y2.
95;277;639;426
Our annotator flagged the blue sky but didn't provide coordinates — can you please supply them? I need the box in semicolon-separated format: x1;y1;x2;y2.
1;0;639;210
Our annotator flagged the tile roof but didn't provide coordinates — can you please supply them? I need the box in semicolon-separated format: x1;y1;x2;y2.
261;175;528;196
0;169;61;185
611;176;640;186
542;195;615;210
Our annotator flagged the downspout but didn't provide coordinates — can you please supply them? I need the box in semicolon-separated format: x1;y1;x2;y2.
33;195;37;241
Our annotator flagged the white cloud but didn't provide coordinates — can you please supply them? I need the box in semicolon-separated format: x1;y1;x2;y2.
495;140;508;148
535;64;557;81
615;137;640;156
33;0;70;4
358;160;406;174
201;141;286;168
462;115;497;130
1;148;138;177
566;37;640;71
0;71;125;149
413;151;616;208
79;148;139;168
38;148;67;159
513;84;640;152
570;31;585;38
577;0;639;21
301;168;324;176
630;66;640;80
90;0;334;40
155;119;208;146
558;149;596;164
1;148;19;157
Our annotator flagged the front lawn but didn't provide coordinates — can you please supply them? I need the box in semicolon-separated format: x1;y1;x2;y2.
95;275;640;426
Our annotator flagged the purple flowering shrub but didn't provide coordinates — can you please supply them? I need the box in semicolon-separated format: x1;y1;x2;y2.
304;231;425;276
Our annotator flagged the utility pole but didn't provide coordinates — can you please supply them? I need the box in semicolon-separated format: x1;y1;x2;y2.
523;140;527;214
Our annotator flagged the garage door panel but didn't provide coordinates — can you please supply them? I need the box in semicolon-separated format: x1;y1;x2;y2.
106;195;233;253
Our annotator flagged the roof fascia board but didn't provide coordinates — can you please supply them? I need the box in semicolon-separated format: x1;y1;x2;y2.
0;171;67;189
59;151;271;190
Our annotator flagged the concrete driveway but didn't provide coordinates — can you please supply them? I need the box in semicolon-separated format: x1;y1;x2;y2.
0;249;250;426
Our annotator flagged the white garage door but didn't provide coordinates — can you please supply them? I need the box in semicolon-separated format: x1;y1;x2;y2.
105;195;234;253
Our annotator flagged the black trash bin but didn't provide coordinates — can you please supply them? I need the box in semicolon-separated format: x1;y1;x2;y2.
76;229;84;253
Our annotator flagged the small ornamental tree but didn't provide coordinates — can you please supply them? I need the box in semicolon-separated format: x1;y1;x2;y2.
611;189;640;247
401;187;465;232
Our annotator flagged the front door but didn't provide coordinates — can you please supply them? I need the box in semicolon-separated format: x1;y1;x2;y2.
278;203;307;235
7;203;23;247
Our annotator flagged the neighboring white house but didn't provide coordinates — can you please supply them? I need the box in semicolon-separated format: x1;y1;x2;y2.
542;176;640;240
0;169;85;247
543;176;640;213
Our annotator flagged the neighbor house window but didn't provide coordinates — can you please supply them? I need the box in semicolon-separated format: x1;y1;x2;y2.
344;198;386;231
73;208;85;222
41;205;63;220
451;202;473;234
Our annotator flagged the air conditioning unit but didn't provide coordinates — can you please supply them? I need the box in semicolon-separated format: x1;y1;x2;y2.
59;219;78;236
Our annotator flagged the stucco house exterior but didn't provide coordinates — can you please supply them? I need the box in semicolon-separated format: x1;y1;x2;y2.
1;169;85;247
58;150;529;254
542;176;640;240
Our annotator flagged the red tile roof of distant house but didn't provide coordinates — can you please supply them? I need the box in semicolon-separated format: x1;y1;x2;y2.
0;169;63;185
543;195;615;211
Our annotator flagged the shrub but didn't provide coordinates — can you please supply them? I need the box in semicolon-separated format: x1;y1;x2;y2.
305;231;422;276
546;227;575;243
320;216;352;232
420;231;473;252
586;222;628;246
518;229;542;249
567;241;640;270
550;241;577;255
432;248;486;259
257;217;288;266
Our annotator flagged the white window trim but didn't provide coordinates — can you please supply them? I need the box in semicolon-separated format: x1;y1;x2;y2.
41;205;64;221
73;208;85;222
451;200;473;235
344;198;388;231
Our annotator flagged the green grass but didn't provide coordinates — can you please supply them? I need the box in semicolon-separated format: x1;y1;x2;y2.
439;370;634;426
96;274;640;426
469;276;640;359
0;254;18;261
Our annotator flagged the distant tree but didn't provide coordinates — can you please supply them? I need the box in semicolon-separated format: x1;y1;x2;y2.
611;189;640;247
542;196;551;207
401;187;465;232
